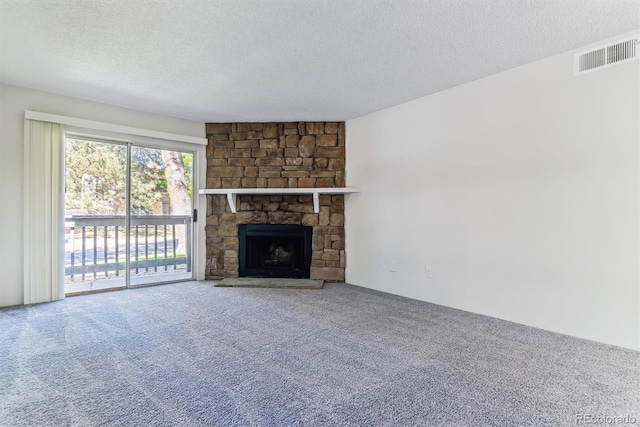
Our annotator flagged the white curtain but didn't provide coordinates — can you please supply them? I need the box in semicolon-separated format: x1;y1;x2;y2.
23;120;65;304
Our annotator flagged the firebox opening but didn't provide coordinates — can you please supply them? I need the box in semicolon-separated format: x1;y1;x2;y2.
238;224;312;278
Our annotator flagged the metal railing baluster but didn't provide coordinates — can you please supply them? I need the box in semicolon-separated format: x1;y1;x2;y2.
104;226;108;278
81;226;86;281
115;225;119;277
154;225;158;272
164;224;168;271
93;226;98;279
70;226;75;280
172;224;176;271
144;224;149;273
135;225;139;274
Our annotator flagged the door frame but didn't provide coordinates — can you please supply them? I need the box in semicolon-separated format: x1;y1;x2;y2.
64;126;206;292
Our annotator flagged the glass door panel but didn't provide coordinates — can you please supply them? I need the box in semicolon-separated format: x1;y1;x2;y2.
129;146;194;286
64;138;127;295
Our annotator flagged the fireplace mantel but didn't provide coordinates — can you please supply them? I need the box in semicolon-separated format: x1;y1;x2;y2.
198;187;360;213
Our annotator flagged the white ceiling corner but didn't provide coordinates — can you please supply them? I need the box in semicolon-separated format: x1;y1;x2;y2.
1;0;638;123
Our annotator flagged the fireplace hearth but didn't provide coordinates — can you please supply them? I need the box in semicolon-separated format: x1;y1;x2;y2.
238;224;312;278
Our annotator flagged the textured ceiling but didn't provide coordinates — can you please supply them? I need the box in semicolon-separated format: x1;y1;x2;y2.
1;0;638;122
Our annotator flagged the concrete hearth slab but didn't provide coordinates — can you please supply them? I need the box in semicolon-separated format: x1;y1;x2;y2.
215;278;324;289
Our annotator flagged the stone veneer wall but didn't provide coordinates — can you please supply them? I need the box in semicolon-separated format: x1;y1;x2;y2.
205;122;346;281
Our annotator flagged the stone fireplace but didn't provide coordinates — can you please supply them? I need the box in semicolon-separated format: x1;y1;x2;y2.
205;122;346;282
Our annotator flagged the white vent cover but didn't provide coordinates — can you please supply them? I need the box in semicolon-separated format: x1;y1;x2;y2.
574;36;639;75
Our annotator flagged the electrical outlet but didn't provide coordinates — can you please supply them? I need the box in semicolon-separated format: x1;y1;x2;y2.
390;261;397;272
426;267;432;278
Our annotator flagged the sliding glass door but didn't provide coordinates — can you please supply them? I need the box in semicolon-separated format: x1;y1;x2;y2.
64;138;128;294
64;137;194;295
129;147;193;286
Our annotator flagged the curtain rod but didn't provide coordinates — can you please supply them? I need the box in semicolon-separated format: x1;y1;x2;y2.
25;110;207;146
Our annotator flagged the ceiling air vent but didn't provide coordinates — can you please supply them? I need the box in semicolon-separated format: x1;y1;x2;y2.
574;36;638;75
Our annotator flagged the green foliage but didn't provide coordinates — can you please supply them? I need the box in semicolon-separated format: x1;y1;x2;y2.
65;139;127;215
130;147;164;214
156;170;168;191
65;139;193;216
65;140;160;215
182;152;193;197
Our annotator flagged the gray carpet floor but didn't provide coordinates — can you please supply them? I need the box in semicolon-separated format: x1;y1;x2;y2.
0;282;638;426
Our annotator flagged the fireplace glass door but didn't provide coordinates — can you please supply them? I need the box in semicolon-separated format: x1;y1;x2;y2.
239;224;312;278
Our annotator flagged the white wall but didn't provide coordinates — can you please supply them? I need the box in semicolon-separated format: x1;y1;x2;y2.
345;32;640;351
0;84;205;307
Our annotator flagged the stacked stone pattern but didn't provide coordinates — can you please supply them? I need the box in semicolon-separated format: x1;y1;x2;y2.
205;122;346;281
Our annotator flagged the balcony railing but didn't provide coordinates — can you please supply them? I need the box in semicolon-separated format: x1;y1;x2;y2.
65;215;192;281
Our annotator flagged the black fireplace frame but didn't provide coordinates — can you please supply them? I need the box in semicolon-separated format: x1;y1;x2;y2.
238;224;312;278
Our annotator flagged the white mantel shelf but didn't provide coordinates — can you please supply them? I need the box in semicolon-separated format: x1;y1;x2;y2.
198;187;360;213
